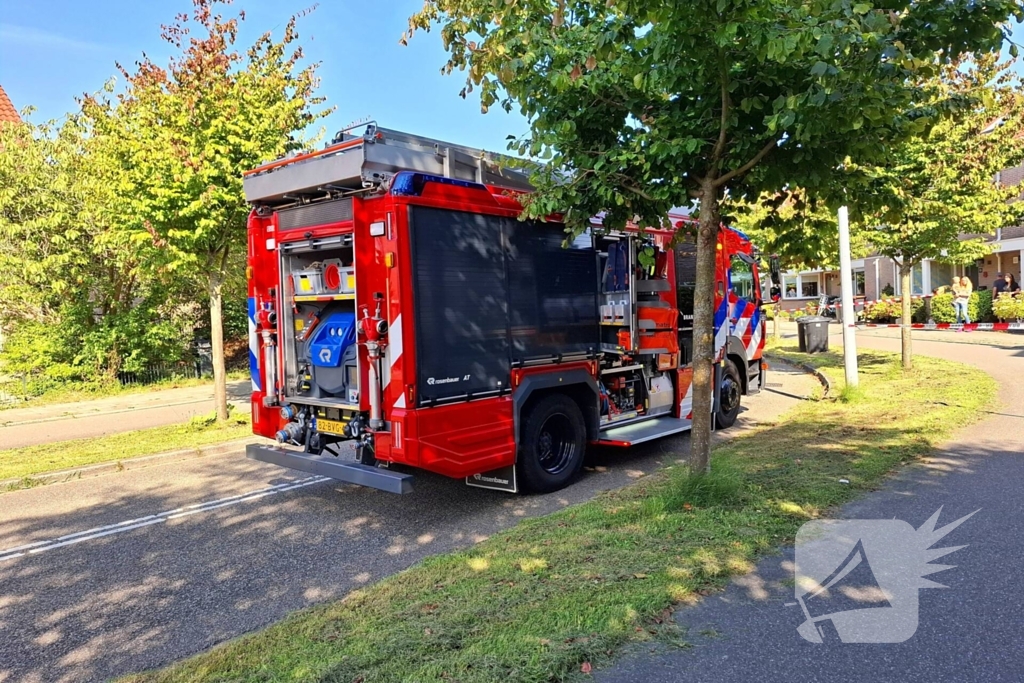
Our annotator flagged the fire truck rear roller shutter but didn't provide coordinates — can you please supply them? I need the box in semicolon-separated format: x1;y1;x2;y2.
409;206;511;404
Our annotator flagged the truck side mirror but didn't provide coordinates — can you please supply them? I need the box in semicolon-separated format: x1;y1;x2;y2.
769;255;781;288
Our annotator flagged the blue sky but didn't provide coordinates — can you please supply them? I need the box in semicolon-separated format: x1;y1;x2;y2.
0;0;528;152
1;1;1021;154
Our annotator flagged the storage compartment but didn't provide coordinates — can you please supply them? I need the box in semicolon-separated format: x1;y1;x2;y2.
292;268;325;296
638;330;679;354
647;373;674;416
409;206;511;404
407;205;600;406
279;238;359;404
600;371;645;424
323;260;355;294
638;305;676;330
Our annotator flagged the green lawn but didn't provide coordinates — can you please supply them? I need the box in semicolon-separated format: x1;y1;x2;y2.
1;411;253;486
121;347;996;683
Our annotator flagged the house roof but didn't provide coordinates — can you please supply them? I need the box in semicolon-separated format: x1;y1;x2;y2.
0;85;21;124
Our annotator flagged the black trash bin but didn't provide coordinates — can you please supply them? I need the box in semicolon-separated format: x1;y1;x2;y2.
796;316;830;353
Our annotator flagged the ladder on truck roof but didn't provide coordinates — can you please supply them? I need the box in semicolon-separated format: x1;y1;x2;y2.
243;123;535;207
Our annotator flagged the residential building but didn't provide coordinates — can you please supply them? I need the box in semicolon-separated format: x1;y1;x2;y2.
778;161;1024;309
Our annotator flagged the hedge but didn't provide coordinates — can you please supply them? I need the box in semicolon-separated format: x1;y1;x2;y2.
863;291;996;324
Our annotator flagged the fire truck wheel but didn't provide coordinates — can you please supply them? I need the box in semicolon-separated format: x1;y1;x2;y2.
518;394;586;493
716;359;742;429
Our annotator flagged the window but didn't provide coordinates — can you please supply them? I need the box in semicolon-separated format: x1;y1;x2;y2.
895;263;926;296
782;272;822;299
854;269;866;296
730;255;755;300
783;274;798;299
930;262;955;294
912;263;924;295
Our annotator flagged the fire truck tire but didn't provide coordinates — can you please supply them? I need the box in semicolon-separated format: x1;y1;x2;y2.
518;394;587;493
716;359;742;429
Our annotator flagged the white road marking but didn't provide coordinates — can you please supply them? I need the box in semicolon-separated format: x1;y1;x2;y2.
0;476;331;562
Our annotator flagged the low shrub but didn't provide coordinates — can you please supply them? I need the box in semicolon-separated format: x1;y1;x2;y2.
992;293;1024;321
929;290;993;323
865;292;997;324
863;297;924;323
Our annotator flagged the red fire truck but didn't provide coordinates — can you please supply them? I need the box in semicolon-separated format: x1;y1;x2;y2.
244;125;769;494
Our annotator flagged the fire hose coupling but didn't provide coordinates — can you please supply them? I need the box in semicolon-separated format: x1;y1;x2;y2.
256;300;277;329
275;421;304;444
358;292;388;341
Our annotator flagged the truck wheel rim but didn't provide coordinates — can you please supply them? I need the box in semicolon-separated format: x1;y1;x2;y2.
721;375;740;414
537;413;576;475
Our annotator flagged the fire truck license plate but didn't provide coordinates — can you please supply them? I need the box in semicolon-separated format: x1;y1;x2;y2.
316;418;348;436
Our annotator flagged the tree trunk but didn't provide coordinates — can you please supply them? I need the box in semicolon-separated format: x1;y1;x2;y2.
207;270;229;421
899;263;913;371
690;180;722;474
773;302;780;339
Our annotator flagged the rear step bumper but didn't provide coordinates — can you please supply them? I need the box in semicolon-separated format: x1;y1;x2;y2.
246;444;414;494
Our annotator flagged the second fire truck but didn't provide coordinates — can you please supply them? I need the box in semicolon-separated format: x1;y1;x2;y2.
244;125;770;494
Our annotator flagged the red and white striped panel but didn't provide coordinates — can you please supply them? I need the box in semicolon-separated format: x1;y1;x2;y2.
386;313;405;409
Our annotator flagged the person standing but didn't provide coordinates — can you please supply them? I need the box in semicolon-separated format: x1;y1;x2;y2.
1004;272;1021;294
952;275;973;329
993;272;1007;296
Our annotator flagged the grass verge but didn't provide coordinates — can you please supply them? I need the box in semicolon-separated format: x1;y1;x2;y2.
0;411;253;486
121;347;996;683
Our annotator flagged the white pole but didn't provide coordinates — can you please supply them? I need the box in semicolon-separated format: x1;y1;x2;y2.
838;206;859;387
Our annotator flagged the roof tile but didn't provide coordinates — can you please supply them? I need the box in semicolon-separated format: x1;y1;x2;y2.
0;85;21;124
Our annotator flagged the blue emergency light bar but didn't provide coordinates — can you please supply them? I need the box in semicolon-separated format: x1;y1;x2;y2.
389;171;489;197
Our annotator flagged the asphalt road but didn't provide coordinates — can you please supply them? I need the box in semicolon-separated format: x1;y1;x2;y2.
0;365;816;683
0;380;251;450
599;329;1024;683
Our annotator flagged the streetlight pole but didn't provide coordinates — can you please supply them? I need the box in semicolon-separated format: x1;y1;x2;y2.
838;206;859;387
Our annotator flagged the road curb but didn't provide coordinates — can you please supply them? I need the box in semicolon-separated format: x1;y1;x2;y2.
764;352;831;397
1;436;264;491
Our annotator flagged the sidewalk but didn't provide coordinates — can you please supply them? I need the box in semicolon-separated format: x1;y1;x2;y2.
0;380;251;449
598;330;1024;682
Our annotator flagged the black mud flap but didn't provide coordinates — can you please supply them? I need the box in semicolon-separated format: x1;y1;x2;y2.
465;464;517;493
247;444;413;494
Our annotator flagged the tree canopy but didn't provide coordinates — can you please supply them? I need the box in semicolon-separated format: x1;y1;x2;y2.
81;0;330;416
859;58;1024;275
409;0;1023;469
0;0;327;405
